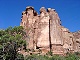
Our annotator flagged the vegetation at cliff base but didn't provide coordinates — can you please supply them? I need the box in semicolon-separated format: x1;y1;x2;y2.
24;53;80;60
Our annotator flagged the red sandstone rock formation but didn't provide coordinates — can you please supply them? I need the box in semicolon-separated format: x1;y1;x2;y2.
20;6;80;55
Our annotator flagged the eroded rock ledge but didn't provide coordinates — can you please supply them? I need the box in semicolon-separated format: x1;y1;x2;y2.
20;6;80;55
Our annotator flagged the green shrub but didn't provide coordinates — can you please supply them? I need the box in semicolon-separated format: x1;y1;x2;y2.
46;51;53;56
65;53;80;60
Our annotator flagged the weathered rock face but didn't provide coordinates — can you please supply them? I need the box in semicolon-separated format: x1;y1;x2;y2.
20;6;80;55
73;31;80;52
37;7;50;48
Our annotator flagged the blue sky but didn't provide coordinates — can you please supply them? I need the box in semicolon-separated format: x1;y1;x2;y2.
0;0;80;32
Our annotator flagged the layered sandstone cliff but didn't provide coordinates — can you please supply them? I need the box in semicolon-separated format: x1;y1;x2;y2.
20;6;80;55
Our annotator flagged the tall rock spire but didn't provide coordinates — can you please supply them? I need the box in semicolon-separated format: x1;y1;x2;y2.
20;6;80;55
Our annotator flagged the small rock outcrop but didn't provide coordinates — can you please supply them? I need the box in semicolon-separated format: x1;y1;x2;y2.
20;6;80;55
